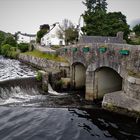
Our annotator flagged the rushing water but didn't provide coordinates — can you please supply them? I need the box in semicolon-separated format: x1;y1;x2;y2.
0;56;140;140
0;56;36;81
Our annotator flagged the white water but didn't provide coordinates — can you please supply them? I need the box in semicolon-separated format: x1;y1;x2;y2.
0;86;45;106
0;56;36;81
48;83;68;96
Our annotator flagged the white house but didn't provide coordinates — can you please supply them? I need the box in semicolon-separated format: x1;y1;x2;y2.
16;32;36;44
41;24;65;46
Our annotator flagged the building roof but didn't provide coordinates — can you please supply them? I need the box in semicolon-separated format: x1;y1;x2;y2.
17;32;36;37
79;32;126;44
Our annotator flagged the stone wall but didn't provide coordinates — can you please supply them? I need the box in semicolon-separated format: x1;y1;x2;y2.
79;32;125;44
124;76;140;100
58;43;140;100
18;54;70;75
59;43;140;75
18;54;71;92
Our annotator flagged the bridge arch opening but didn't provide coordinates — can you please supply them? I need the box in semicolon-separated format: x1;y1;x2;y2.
72;62;86;90
94;67;122;99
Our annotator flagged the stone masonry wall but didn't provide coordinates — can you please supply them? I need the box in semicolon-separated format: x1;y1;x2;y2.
58;43;140;100
59;43;140;75
18;54;70;75
124;76;140;100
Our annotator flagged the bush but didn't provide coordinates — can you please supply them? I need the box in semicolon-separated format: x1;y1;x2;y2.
36;71;42;81
2;35;17;47
7;51;19;59
0;44;11;56
18;43;29;52
0;44;19;58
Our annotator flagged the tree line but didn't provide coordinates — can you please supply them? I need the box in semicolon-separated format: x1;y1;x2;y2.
36;0;140;45
0;31;30;58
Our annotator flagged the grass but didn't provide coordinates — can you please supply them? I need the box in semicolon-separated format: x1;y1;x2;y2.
50;45;63;50
23;50;68;62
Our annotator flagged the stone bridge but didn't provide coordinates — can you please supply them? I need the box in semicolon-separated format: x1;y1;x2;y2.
59;43;140;103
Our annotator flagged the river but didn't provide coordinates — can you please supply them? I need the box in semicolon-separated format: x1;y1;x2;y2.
0;56;140;140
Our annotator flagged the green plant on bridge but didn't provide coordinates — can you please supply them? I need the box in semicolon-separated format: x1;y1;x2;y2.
119;49;129;55
83;46;90;52
36;71;42;81
72;47;77;52
99;45;107;53
64;48;68;52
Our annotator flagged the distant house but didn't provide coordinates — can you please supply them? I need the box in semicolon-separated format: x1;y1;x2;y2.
16;32;36;44
41;24;65;46
79;32;126;44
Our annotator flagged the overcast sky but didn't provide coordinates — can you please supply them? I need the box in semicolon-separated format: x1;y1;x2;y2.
0;0;140;34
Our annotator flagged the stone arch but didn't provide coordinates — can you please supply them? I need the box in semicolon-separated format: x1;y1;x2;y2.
94;66;122;99
71;62;86;90
85;64;123;100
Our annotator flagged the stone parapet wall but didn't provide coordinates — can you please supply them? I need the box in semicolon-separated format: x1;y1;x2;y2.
124;76;140;100
58;43;140;75
18;54;70;76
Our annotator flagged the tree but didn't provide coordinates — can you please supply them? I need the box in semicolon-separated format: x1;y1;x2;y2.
82;0;107;12
0;44;11;56
36;24;50;43
18;43;29;52
133;24;140;36
82;10;107;36
57;19;78;45
82;0;108;36
106;12;130;39
82;0;130;40
0;31;6;46
40;24;50;30
65;28;78;45
2;35;17;47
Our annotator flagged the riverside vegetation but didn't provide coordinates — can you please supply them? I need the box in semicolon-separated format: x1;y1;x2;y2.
0;31;67;62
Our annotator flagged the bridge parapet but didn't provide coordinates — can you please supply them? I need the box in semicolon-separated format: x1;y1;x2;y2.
59;43;140;75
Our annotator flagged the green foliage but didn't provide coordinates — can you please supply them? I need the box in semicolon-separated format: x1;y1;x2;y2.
50;45;62;50
2;35;17;47
23;50;67;62
0;31;19;59
0;31;6;46
127;38;140;45
83;0;107;12
82;0;130;40
133;24;140;36
106;12;130;39
65;28;78;45
0;44;19;58
36;71;42;81
18;43;29;52
57;19;78;45
40;24;50;30
36;24;50;43
82;10;107;36
0;44;11;56
7;51;19;59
